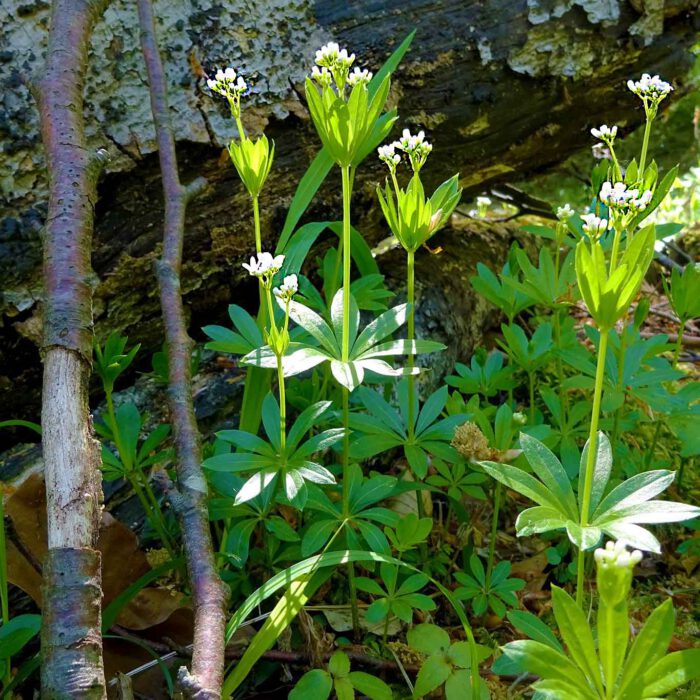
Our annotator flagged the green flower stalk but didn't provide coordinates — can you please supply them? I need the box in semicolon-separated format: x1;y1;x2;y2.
574;216;656;604
304;42;394;635
627;73;673;177
208;66;276;435
376;131;461;440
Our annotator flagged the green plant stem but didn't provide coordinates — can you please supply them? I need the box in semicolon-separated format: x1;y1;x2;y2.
340;386;360;635
252;194;262;254
528;371;536;424
237;193;272;435
673;319;687;368
341;165;352;362
0;497;10;686
609;144;622;182
407;249;416;440
644;419;662;469
638;114;653;180
485;482;502;589
609;223;623;272
339;164;360;636
277;361;286;453
576;329;609;607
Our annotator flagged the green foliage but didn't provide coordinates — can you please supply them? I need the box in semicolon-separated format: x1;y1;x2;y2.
665;262;700;323
407;624;491;700
480;432;700;552
454;555;524;618
355;563;436;624
376;173;461;252
243;290;443;391
228;133;274;198
575;224;656;331
94;332;140;394
204;396;341;509
470;255;534;322
290;651;392;700
349;383;463;478
446;350;515;399
500;543;700;699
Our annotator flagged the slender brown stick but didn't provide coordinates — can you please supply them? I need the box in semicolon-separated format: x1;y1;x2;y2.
137;1;228;697
36;0;110;696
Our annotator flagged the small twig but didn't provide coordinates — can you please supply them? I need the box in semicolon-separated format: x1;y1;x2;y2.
137;1;228;697
640;331;700;348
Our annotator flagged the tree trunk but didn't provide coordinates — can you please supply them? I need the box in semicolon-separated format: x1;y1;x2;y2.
36;0;109;696
1;0;698;433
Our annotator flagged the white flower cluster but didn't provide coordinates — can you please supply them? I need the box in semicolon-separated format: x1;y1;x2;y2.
377;143;401;171
556;203;574;221
207;67;248;117
581;213;608;240
242;252;285;279
400;129;433;172
273;274;299;301
310;65;333;88
594;540;643;569
627;73;673;102
591;124;618;143
347;66;373;87
315;42;354;70
599;181;652;211
378;129;433;173
207;67;247;98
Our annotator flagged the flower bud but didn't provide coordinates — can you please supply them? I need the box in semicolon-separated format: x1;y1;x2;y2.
228;134;275;198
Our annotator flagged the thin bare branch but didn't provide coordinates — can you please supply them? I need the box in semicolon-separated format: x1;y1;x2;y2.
137;0;228;697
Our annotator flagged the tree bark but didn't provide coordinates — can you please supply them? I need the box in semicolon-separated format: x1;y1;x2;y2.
137;0;228;696
36;0;110;696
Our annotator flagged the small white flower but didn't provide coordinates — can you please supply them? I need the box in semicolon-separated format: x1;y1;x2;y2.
336;48;355;69
273;274;299;301
395;128;432;171
378;143;401;170
599;181;638;208
476;196;492;207
594;540;643;569
591;124;618;142
347;66;372;87
630;189;653;210
556;203;574;221
315;42;340;67
581;213;608;239
207;67;248;114
311;65;333;87
627;73;673;101
242;251;285;278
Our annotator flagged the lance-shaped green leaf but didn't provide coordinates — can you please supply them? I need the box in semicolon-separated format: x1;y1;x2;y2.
350;382;464;478
244;290;443;391
481;432;700;553
204;396;341;509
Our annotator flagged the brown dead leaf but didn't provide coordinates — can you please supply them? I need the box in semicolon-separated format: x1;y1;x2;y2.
5;471;151;606
510;551;549;592
116;588;186;631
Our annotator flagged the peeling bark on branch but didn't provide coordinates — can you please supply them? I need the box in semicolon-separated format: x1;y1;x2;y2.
137;0;228;696
37;0;110;696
